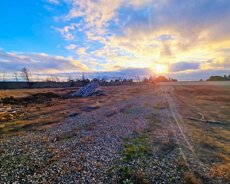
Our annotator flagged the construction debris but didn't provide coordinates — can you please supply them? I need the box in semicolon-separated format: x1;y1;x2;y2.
64;82;105;98
0;106;27;122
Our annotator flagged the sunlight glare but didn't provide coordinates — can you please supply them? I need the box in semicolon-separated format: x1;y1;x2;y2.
155;64;168;73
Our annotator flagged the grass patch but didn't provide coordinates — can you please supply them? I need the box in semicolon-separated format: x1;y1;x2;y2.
154;102;167;109
121;135;151;162
183;171;203;184
118;167;150;184
176;156;204;184
117;134;152;184
113;113;162;183
0;154;30;171
176;156;188;170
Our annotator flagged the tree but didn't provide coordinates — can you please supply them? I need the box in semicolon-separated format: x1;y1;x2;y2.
14;72;18;81
128;79;133;83
92;78;100;82
21;67;31;82
142;77;149;83
149;76;155;83
155;76;169;82
135;75;141;82
207;75;230;81
2;72;5;81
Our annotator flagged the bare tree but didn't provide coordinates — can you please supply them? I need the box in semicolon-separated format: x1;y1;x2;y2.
37;74;40;82
54;75;60;82
135;75;141;83
50;74;59;82
14;72;18;81
2;72;6;81
21;67;31;82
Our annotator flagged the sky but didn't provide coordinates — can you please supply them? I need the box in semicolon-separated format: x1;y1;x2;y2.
0;0;230;80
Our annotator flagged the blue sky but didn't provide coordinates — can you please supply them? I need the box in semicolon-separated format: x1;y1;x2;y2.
0;0;68;55
0;0;230;80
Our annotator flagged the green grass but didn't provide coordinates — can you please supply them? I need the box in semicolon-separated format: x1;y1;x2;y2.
121;135;151;162
115;113;161;183
117;134;152;184
0;154;30;171
112;112;163;183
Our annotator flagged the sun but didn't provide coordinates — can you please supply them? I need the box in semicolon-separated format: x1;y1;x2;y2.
154;64;168;73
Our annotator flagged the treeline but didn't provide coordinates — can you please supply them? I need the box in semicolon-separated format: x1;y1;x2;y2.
68;75;177;86
1;67;178;84
207;74;230;81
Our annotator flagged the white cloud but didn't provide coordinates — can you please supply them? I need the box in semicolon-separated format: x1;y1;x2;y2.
0;50;88;73
53;0;230;77
47;0;60;5
65;44;77;50
53;24;77;40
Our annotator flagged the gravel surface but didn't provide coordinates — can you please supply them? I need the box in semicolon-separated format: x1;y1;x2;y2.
0;86;227;183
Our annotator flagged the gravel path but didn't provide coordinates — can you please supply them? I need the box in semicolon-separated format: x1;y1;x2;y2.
0;91;154;183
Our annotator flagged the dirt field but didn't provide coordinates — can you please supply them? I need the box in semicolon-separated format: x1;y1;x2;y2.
0;84;229;183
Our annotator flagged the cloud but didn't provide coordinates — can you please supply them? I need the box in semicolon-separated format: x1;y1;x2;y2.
53;24;77;40
4;0;230;80
47;0;60;5
65;0;122;37
0;50;88;73
169;62;200;72
201;58;230;70
65;44;77;50
85;67;153;79
167;69;230;81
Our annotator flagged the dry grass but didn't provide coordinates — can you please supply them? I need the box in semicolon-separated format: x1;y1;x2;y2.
210;163;230;179
174;85;230;181
0;85;153;137
183;171;203;184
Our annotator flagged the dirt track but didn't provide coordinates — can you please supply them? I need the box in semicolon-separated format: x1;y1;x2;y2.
160;86;209;183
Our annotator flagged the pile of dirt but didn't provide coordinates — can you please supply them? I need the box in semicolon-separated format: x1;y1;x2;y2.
0;92;60;105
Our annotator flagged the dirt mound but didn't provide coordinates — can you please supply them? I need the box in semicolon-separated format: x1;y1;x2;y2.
0;92;60;105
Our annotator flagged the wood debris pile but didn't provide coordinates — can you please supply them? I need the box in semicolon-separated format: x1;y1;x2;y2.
0;106;27;122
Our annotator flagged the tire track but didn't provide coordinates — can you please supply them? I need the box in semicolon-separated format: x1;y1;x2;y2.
160;86;207;174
